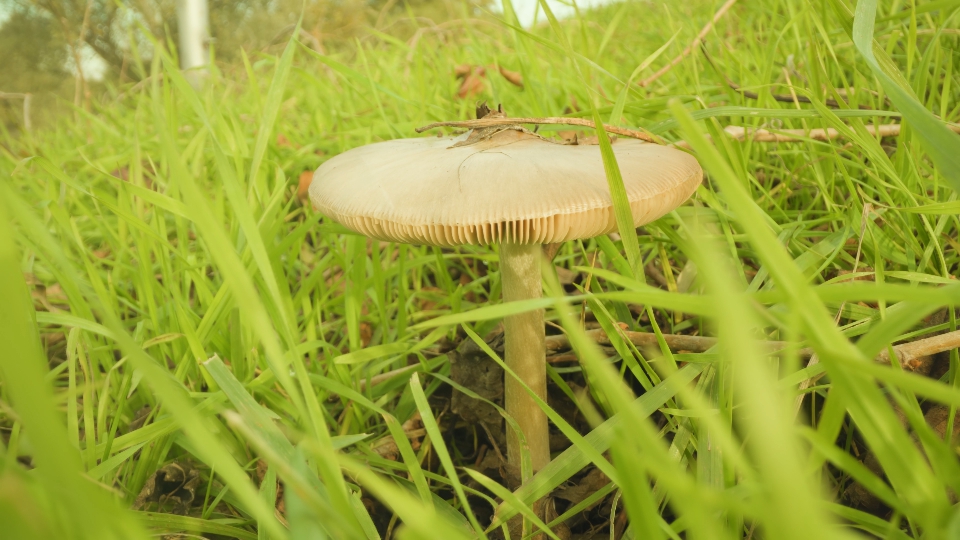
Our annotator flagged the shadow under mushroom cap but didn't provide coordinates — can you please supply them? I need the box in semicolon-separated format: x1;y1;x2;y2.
310;129;702;246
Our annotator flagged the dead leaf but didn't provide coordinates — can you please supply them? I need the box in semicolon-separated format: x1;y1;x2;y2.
576;134;617;146
555;266;578;285
133;462;200;515
359;322;373;348
415;286;444;312
450;331;506;450
497;65;523;88
128;405;152;431
371;435;400;461
297;171;313;205
476;101;497;119
276;133;297;148
372;412;425;460
456;65;487;99
553;467;610;507
837;267;875;281
544;497;572;540
256;459;269;484
110;167;129;181
403;412;424;451
557;130;578;143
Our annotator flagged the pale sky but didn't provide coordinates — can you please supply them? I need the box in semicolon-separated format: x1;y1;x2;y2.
492;0;623;27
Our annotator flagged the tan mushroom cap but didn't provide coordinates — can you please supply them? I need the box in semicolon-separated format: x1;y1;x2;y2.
310;129;702;246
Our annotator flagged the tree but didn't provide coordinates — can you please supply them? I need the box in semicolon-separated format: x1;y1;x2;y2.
0;9;71;93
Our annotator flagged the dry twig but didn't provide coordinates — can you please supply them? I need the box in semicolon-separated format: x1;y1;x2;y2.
639;0;739;87
674;123;960;148
545;327;960;371
699;44;875;109
722;124;941;141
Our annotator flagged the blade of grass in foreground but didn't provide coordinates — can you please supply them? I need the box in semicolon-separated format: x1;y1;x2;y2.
338;455;474;540
670;99;953;531
248;21;299;201
678;212;846;539
408;373;485;535
5;166;289;539
536;0;642;277
205;356;368;538
494;361;706;525
851;0;960;190
0;193;148;539
149;49;366;526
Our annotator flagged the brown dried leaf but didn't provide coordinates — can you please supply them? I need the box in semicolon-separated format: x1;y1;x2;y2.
454;64;473;78
576;134;617;146
553;467;610;507
132;462;200;515
276;133;297;148
450;331;506;451
557;130;578;144
297;170;314;205
476;101;494;119
837;267;876;281
359;322;373;348
555;266;579;285
371;436;400;461
497;65;523;88
373;412;425;460
44;283;67;304
403;411;424;451
456;66;487;99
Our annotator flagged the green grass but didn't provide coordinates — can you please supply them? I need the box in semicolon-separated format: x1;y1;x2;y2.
3;0;960;538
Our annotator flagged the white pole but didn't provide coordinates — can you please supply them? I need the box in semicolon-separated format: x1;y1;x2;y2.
177;0;209;88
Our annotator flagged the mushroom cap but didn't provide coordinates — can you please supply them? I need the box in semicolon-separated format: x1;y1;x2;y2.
310;129;702;246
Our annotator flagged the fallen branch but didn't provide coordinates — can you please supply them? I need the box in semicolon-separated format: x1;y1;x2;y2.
545;328;960;371
344;324;960;392
639;0;739;88
878;330;960;370
721;123;960;142
674;123;960;148
415;117;664;145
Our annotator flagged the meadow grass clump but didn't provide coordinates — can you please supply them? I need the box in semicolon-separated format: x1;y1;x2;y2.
2;0;960;538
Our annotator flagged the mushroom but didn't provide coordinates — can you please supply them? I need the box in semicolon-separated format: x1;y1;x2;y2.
309;120;702;481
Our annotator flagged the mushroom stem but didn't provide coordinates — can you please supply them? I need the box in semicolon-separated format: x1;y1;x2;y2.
500;242;550;477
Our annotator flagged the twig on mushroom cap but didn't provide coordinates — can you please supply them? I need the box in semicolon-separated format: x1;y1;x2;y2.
545;328;960;371
415;117;664;145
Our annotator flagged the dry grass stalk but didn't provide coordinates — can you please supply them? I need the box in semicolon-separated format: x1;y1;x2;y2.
0;92;32;132
639;0;740;87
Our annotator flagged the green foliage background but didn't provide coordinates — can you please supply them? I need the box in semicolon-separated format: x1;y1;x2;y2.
2;0;960;538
